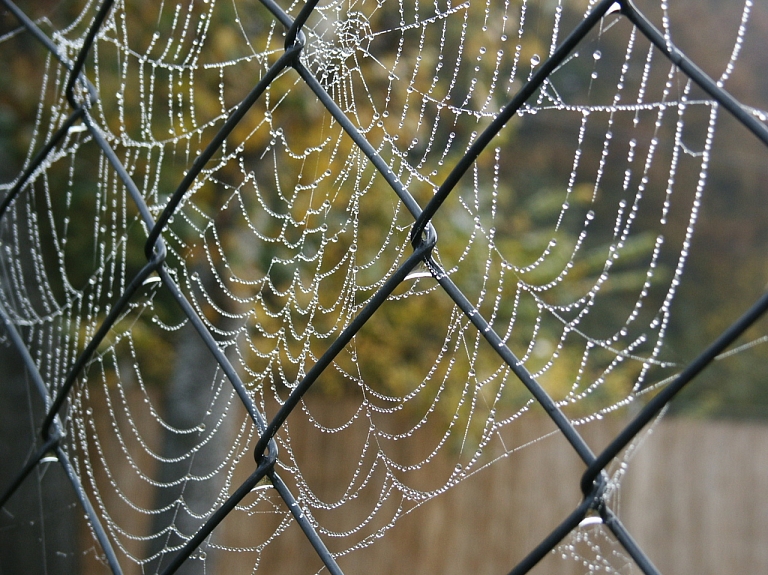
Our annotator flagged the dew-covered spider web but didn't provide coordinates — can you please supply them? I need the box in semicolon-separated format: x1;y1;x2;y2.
1;0;768;573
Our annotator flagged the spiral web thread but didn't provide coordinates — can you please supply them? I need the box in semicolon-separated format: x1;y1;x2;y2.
1;0;767;573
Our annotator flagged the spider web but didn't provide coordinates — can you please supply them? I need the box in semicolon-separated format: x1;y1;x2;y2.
0;0;766;573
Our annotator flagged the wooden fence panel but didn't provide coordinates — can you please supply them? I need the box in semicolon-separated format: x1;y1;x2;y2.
79;396;768;574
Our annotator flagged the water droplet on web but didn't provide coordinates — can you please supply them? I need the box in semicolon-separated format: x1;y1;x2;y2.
592;50;602;61
251;475;273;491
479;46;486;55
530;54;540;66
579;516;603;527
586;210;595;221
405;262;431;280
41;452;58;463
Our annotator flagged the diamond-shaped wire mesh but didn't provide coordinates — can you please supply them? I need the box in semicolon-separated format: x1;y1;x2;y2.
1;0;767;573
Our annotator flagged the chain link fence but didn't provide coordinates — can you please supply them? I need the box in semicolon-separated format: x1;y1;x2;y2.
1;0;767;573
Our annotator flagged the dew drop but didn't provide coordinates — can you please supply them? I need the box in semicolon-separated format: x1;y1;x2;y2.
40;452;58;463
530;54;541;66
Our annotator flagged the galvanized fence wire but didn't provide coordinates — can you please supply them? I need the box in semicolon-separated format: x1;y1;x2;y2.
1;0;767;573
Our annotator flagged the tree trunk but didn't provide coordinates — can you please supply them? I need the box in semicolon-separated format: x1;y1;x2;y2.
145;300;238;574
